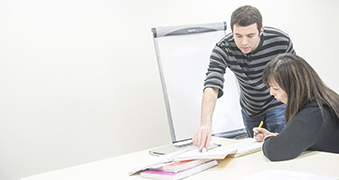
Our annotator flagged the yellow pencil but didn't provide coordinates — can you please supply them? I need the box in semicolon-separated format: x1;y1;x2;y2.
254;121;263;137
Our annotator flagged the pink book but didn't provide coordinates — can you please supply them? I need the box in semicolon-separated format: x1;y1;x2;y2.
152;159;211;173
140;160;217;180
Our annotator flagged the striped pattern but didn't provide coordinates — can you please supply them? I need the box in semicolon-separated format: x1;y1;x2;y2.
204;26;295;117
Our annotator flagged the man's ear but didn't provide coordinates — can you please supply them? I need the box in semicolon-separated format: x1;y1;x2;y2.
259;26;264;36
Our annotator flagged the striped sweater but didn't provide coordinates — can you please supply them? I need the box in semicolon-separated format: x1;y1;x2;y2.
204;26;295;117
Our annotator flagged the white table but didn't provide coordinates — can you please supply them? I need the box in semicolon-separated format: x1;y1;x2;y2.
21;137;339;180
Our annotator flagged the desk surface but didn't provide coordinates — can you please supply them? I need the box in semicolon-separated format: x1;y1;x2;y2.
21;137;339;180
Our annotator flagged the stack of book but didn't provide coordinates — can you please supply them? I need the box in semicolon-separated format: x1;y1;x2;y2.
129;138;263;179
140;159;218;180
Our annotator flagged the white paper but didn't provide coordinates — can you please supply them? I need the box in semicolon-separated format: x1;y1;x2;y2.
238;169;339;180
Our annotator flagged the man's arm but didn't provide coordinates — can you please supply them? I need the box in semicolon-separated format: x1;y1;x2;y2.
192;87;219;152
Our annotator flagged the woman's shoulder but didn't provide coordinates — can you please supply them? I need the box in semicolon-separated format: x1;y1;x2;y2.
303;102;330;110
297;102;330;117
298;102;335;122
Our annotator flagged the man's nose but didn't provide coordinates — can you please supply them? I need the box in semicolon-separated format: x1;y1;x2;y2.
242;37;248;45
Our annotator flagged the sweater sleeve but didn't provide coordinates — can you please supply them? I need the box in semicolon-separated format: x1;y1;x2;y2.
262;105;324;161
204;44;228;98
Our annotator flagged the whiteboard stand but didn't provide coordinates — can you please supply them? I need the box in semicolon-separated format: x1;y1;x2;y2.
149;22;247;155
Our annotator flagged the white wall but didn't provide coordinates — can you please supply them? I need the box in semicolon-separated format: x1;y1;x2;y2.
0;0;338;180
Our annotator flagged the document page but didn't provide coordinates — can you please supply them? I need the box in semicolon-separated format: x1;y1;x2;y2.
238;169;339;180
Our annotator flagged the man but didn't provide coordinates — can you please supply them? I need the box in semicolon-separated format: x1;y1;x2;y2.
193;5;295;151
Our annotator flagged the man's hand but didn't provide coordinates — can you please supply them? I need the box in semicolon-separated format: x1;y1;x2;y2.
193;87;218;152
192;124;212;152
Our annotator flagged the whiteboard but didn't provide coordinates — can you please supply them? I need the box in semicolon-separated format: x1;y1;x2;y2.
152;22;245;143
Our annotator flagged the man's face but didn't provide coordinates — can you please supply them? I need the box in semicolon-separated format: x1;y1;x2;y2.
233;23;263;54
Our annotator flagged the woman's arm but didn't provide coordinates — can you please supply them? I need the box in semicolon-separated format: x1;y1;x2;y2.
262;105;324;161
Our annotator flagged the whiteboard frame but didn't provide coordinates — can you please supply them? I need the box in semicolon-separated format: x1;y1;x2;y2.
152;22;246;143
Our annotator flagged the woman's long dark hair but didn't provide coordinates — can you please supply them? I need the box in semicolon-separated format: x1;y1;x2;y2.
262;53;339;123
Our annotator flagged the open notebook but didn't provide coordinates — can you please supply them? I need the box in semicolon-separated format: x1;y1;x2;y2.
149;129;248;156
227;138;263;157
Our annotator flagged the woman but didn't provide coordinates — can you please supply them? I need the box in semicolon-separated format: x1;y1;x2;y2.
253;53;339;161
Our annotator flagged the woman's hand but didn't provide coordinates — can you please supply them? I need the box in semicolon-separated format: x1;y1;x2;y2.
253;127;278;142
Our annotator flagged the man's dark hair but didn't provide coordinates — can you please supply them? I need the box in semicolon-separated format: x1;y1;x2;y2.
231;5;263;33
